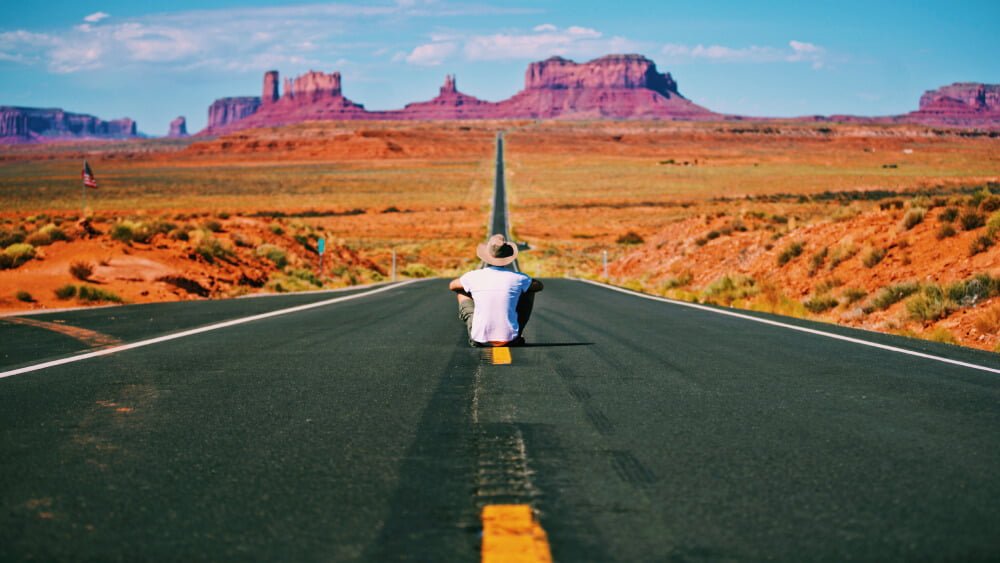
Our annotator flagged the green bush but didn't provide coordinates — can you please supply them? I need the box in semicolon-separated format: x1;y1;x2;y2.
203;220;223;232
69;261;94;280
255;244;288;269
946;274;1000;306
703;274;757;305
804;295;839;313
110;221;137;242
777;241;804;265
901;207;926;230
269;222;284;235
401;263;435;278
809;247;828;274
77;285;123;303
862;247;886;268
25;224;68;246
841;287;868;304
2;243;35;269
969;235;994;256
864;282;920;313
906;285;956;322
54;285;77;300
195;236;234;263
936;224;957;240
0;228;26;247
15;290;33;303
960;211;985;231
287;268;322;287
938;207;959;222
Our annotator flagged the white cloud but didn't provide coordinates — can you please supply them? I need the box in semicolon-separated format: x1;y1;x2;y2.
462;24;637;61
0;2;531;75
404;41;457;66
84;12;110;23
661;40;827;69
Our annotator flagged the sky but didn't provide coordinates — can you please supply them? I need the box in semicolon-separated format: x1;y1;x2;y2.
1;0;997;135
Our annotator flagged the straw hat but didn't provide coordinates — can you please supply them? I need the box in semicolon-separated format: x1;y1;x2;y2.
477;234;518;266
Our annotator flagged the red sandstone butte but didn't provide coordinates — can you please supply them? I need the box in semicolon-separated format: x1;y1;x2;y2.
199;54;718;133
168;116;188;138
904;83;1000;127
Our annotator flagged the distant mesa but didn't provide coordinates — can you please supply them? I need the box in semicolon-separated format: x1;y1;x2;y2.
168;116;188;138
200;54;719;133
904;83;1000;127
0;106;137;144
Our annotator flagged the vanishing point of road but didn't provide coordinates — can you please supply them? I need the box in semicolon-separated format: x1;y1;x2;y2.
2;134;999;561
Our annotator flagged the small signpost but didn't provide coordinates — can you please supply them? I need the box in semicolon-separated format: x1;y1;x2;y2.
317;237;325;275
603;250;608;279
391;248;397;282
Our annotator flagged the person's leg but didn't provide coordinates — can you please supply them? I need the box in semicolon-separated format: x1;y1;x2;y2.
457;293;476;344
515;291;535;338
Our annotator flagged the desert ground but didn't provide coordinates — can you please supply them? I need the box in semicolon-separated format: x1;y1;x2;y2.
1;120;998;352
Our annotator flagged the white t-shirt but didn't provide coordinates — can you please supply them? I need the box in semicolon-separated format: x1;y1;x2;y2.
460;267;533;343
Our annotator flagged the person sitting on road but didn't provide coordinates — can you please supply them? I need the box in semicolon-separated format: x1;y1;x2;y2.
448;234;543;347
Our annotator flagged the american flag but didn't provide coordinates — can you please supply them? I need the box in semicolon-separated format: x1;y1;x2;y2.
82;160;98;189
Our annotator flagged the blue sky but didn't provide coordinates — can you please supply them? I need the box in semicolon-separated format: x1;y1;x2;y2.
2;0;997;135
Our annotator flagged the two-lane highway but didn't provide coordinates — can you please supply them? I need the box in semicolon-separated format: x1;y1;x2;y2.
2;278;998;560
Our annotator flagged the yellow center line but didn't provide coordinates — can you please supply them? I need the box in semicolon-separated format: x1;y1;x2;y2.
491;347;512;365
481;504;552;563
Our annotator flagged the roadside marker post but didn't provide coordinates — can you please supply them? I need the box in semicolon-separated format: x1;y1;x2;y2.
317;237;325;275
603;250;608;279
391;248;397;282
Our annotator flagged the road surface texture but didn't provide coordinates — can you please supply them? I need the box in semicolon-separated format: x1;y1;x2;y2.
2;134;999;561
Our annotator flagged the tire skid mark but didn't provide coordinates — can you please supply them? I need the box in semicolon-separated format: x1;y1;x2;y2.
608;450;658;488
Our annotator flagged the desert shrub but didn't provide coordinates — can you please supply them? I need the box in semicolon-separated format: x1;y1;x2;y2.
946;274;1000;306
960;211;985;231
26;224;67;246
694;237;708;246
218;212;231;220
255;244;288;268
862;247;886;268
936;224;957;240
169;227;190;241
938;207;959;223
2;243;35;269
69;261;94;280
804;294;839;313
901;208;926;230
925;327;958;345
703;274;757;305
777;241;803;265
269;222;284;235
0;228;26;247
195;236;233;263
77;285;123;303
864;282;920;313
980;195;1000;213
110;221;137;242
987;212;1000;237
706;230;721;240
809;247;828;274
829;243;859;269
232;233;254;248
814;277;843;294
973;304;1000;334
54;284;77;300
202;220;223;233
662;271;693;289
842;287;868;304
617;231;644;245
969;235;994;256
968;188;991;208
906;285;957;322
401;263;435;278
15;290;33;303
286;268;322;287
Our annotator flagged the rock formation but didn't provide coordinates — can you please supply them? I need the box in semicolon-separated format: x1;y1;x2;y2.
904;83;1000;127
0;106;137;143
495;54;713;119
262;71;279;105
168;116;188;137
399;74;497;119
207;97;262;130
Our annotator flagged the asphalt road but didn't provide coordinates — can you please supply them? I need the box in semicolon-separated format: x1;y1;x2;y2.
2;278;999;561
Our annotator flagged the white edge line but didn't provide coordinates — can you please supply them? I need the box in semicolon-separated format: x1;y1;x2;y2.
571;277;1000;375
0;279;427;380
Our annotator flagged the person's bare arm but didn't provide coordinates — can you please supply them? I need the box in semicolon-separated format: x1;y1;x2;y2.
528;279;544;292
449;278;470;297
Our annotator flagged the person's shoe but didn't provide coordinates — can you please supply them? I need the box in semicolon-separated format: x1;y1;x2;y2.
509;336;526;347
